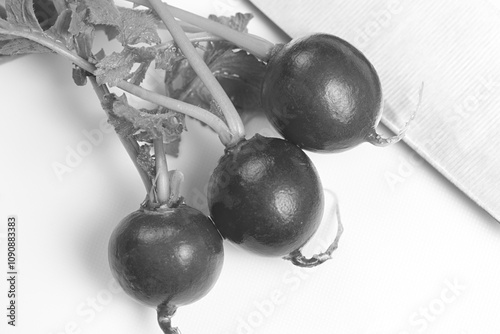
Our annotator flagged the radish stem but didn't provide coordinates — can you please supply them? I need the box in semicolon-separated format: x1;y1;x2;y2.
75;30;154;194
115;81;233;144
89;68;154;194
0;27;233;145
283;189;344;268
167;170;184;207
153;135;170;205
130;0;275;60
157;304;179;334
155;32;224;51
147;0;245;147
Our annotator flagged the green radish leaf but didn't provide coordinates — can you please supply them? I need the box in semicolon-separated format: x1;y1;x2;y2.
127;46;156;85
5;0;43;31
68;1;88;36
102;94;137;139
95;49;136;86
106;113;136;139
128;60;151;86
135;141;182;176
117;7;160;46
83;0;120;27
105;94;185;146
68;0;120;46
95;46;156;86
137;144;155;178
208;12;253;33
155;45;184;71
0;1;62;56
73;26;94;58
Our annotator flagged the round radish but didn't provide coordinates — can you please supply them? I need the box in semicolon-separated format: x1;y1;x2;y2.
208;134;324;257
261;33;415;152
108;205;223;333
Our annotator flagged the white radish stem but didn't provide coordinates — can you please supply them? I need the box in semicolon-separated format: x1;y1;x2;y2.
131;0;275;60
367;83;424;147
147;0;245;147
283;189;344;268
154;135;170;205
167;170;184;207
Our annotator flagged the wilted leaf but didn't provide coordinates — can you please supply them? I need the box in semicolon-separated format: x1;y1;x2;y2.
117;7;160;46
5;0;42;31
95;46;157;86
95;49;135;86
68;2;88;36
105;94;185;145
128;61;151;86
137;144;155;178
208;12;253;33
84;0;120;27
155;45;184;71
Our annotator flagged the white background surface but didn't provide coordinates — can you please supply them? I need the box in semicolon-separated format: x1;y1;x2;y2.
1;1;500;334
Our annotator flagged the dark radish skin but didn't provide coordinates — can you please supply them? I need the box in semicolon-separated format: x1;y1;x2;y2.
208;134;325;258
108;205;224;334
261;33;421;153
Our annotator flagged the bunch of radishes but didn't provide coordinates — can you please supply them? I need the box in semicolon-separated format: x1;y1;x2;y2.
1;0;420;333
109;1;422;332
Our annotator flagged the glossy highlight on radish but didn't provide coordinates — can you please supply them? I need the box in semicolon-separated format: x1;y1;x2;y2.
1;1;357;332
261;34;419;153
208;134;324;257
108;205;224;334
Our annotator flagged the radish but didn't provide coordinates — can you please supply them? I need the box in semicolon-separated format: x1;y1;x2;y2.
2;2;353;333
262;34;379;152
208;134;342;265
261;34;421;152
108;205;224;334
